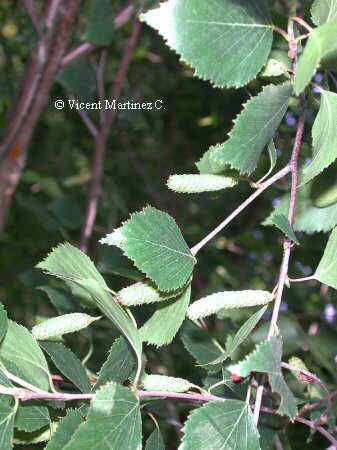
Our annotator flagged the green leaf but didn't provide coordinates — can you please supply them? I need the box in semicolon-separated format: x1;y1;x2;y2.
141;0;273;88
39;341;91;393
205;83;292;175
118;280;183;306
140;285;191;346
311;0;337;25
84;0;115;46
64;383;142;450
37;243;142;383
0;399;16;450
45;410;83;450
94;337;135;390
263;183;337;233
208;305;268;365
14;423;58;445
267;214;299;244
294;17;337;94
257;139;278;183
142;374;193;392
187;290;274;320
32;313;100;340
0;320;50;391
260;49;292;77
167;174;238;193
228;335;297;419
15;402;50;433
100;206;196;292
299;90;337;186
0;303;8;344
145;428;165;450
313;227;337;289
181;320;223;373
37;286;78;314
180;399;260;450
56;59;97;102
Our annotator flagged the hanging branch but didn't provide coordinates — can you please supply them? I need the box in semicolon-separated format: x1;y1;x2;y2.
79;19;141;252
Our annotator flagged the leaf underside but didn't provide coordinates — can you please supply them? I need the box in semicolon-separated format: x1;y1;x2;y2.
267;213;299;244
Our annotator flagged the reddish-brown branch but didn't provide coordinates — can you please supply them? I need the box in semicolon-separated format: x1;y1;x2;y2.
0;0;82;233
79;19;141;252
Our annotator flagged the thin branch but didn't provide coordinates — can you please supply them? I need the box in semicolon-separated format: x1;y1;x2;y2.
295;417;337;447
22;0;43;38
328;72;337;90
293;17;314;32
79;20;141;252
254;94;306;426
273;26;289;41
97;49;108;125
288;275;314;283
68;94;98;138
61;2;135;67
190;165;291;256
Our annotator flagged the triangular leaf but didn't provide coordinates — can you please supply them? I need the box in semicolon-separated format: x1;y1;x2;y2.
45;409;83;450
145;428;165;450
64;383;142;450
311;0;337;25
0;321;50;391
100;206;196;292
140;285;191;346
208;305;268;365
141;0;273;88
204;83;292;175
84;0;115;46
313;227;337;290
37;243;142;383
15;402;50;433
180;399;260;450
187;290;273;320
181;320;223;373
267;214;299;244
94;337;135;390
263;183;337;233
295;17;337;94
299;90;337;186
0;303;8;344
228;335;297;419
40;341;91;393
0;398;16;450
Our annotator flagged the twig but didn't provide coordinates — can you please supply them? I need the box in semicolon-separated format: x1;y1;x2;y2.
254;94;306;426
79;20;141;252
22;0;43;38
67;94;98;138
288;275;314;283
293;17;313;32
190;165;291;256
97;49;107;124
273;26;289;41
328;72;337;90
61;2;135;67
295;417;337;447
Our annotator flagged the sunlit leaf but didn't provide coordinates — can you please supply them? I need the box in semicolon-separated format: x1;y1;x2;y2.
64;383;142;450
167;174;238;193
0;399;16;450
141;0;273;88
140;285;191;346
180;400;260;450
295;17;337;94
207;305;268;365
0;321;50;391
45;409;82;450
15;402;50;433
311;0;337;25
145;428;165;450
203;83;292;175
228;335;297;419
313;227;337;290
100;206;196;292
299;90;337;186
